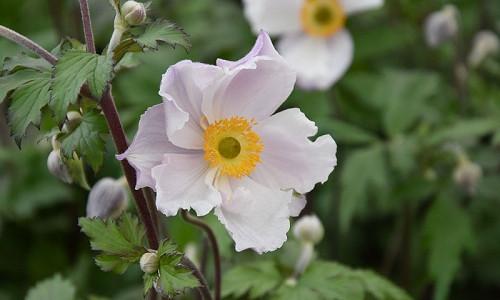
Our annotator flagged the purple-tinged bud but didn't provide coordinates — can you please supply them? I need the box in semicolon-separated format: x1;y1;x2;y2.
47;149;73;184
86;177;128;219
122;1;147;26
424;5;459;48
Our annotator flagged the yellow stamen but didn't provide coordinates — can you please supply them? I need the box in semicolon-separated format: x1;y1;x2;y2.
203;117;263;178
301;0;346;37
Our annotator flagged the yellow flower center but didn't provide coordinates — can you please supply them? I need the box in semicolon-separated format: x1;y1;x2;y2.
301;0;346;37
203;117;263;178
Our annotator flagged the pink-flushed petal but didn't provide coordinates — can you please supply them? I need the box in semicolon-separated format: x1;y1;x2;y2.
290;193;307;217
216;31;285;70
152;153;222;217
278;30;353;90
252;108;337;194
242;0;303;35
116;104;194;190
215;177;292;253
159;60;224;149
341;0;384;15
202;35;296;123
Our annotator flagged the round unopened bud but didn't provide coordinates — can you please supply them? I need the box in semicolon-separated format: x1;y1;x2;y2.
468;30;500;67
47;149;73;184
140;251;159;274
424;5;459;48
293;215;324;245
453;159;482;195
122;1;147;26
86;177;128;219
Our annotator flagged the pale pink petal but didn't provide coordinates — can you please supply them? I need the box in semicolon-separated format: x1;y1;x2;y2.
152;154;221;217
116;104;193;190
252;108;337;194
290;193;307;217
278;30;353;90
216;31;285;70
341;0;384;15
242;0;302;35
215;177;292;253
202;34;296;122
159;60;224;149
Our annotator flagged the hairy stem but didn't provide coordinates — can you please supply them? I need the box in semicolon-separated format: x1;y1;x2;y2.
181;210;221;300
78;0;96;53
0;25;58;64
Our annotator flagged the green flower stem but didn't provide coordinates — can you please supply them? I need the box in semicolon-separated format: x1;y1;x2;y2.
0;25;58;64
181;210;221;300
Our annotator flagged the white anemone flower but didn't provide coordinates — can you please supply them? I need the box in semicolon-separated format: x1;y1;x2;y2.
118;32;337;253
242;0;384;90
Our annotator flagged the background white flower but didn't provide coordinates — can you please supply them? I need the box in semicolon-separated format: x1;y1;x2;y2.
243;0;384;90
118;32;337;253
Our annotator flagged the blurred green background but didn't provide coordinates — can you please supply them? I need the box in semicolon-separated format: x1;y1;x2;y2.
1;0;500;299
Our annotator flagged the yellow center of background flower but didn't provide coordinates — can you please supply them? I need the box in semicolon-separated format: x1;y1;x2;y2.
204;117;263;178
301;0;346;37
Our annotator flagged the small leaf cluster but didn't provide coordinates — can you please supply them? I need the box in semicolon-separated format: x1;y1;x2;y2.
79;214;198;297
223;260;412;300
1;1;191;173
143;240;199;297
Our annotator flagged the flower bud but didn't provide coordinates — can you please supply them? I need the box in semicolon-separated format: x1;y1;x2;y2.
453;159;482;195
468;30;500;67
424;5;459;48
62;111;82;133
47;149;73;184
293;215;324;245
122;1;147;26
86;177;128;219
140;251;159;274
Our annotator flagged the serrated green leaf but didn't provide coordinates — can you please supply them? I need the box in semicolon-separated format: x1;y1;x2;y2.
26;274;76;300
428;118;500;145
135;20;191;51
7;72;51;144
95;254;130;274
79;214;146;273
340;145;388;232
222;260;281;299
423;196;475;300
157;239;178;257
143;273;156;295
51;50;113;122
2;54;51;73
61;110;107;172
300;261;363;300
318;118;378;145
0;69;40;102
156;254;199;296
353;270;412;300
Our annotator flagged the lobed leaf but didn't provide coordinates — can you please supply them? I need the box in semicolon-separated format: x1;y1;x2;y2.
79;213;146;274
222;260;282;299
156;253;199;297
51;50;113;122
61;110;107;172
7;72;51;145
